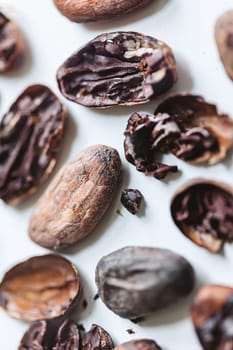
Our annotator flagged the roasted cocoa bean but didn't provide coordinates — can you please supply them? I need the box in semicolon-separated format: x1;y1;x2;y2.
29;145;121;249
191;285;233;350
57;32;177;107
215;11;233;80
171;179;233;252
95;246;195;319
0;255;81;321
18;319;80;350
115;339;162;350
82;324;114;350
121;188;143;214
0;85;66;205
0;12;25;72
124;95;233;179
155;94;233;164
53;0;152;23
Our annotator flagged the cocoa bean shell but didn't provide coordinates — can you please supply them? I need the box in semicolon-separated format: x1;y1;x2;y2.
29;145;121;249
171;179;233;253
0;255;81;322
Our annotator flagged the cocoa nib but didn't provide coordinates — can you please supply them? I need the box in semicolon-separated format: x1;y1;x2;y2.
191;285;233;350
0;255;81;322
115;340;162;350
215;11;233;80
0;12;25;72
121;189;143;214
171;180;233;252
95;246;195;319
82;324;114;350
0;85;66;205
124;95;233;179
57;31;177;107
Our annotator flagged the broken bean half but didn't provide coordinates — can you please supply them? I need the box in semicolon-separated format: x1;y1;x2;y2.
57;31;177;107
215;10;233;81
95;246;195;319
18;321;113;350
171;179;233;253
191;285;233;350
53;0;153;23
0;255;81;321
124;95;233;179
0;84;66;205
0;12;25;72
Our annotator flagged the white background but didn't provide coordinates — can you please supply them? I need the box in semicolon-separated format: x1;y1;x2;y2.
1;0;233;349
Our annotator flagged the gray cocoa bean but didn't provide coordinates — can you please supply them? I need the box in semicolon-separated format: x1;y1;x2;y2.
95;246;195;319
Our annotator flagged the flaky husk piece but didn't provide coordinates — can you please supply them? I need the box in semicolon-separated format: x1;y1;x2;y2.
0;255;81;322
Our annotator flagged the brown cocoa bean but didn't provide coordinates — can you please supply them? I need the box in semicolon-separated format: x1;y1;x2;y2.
29;145;121;249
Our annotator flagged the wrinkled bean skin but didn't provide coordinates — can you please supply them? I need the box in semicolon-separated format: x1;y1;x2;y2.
95;246;195;319
0;12;25;72
191;285;233;350
171;180;233;253
53;0;152;23
29;145;121;250
82;324;114;350
0;255;81;321
18;319;80;350
57;32;177;107
215;11;233;80
115;340;162;350
0;85;66;205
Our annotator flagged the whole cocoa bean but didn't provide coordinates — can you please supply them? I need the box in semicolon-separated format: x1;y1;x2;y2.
95;246;195;319
29;145;121;249
53;0;153;23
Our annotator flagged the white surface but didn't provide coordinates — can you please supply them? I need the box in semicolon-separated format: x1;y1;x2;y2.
1;0;233;349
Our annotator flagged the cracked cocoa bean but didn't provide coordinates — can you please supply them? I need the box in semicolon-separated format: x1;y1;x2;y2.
0;255;81;321
0;12;25;72
95;246;195;319
115;340;162;350
57;31;177;107
18;319;80;350
121;188;143;214
171;179;233;252
53;0;152;23
0;84;66;205
124;112;179;179
29;145;121;249
215;10;233;80
191;285;233;350
82;324;114;350
155;94;233;164
124;95;233;179
19;321;113;350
